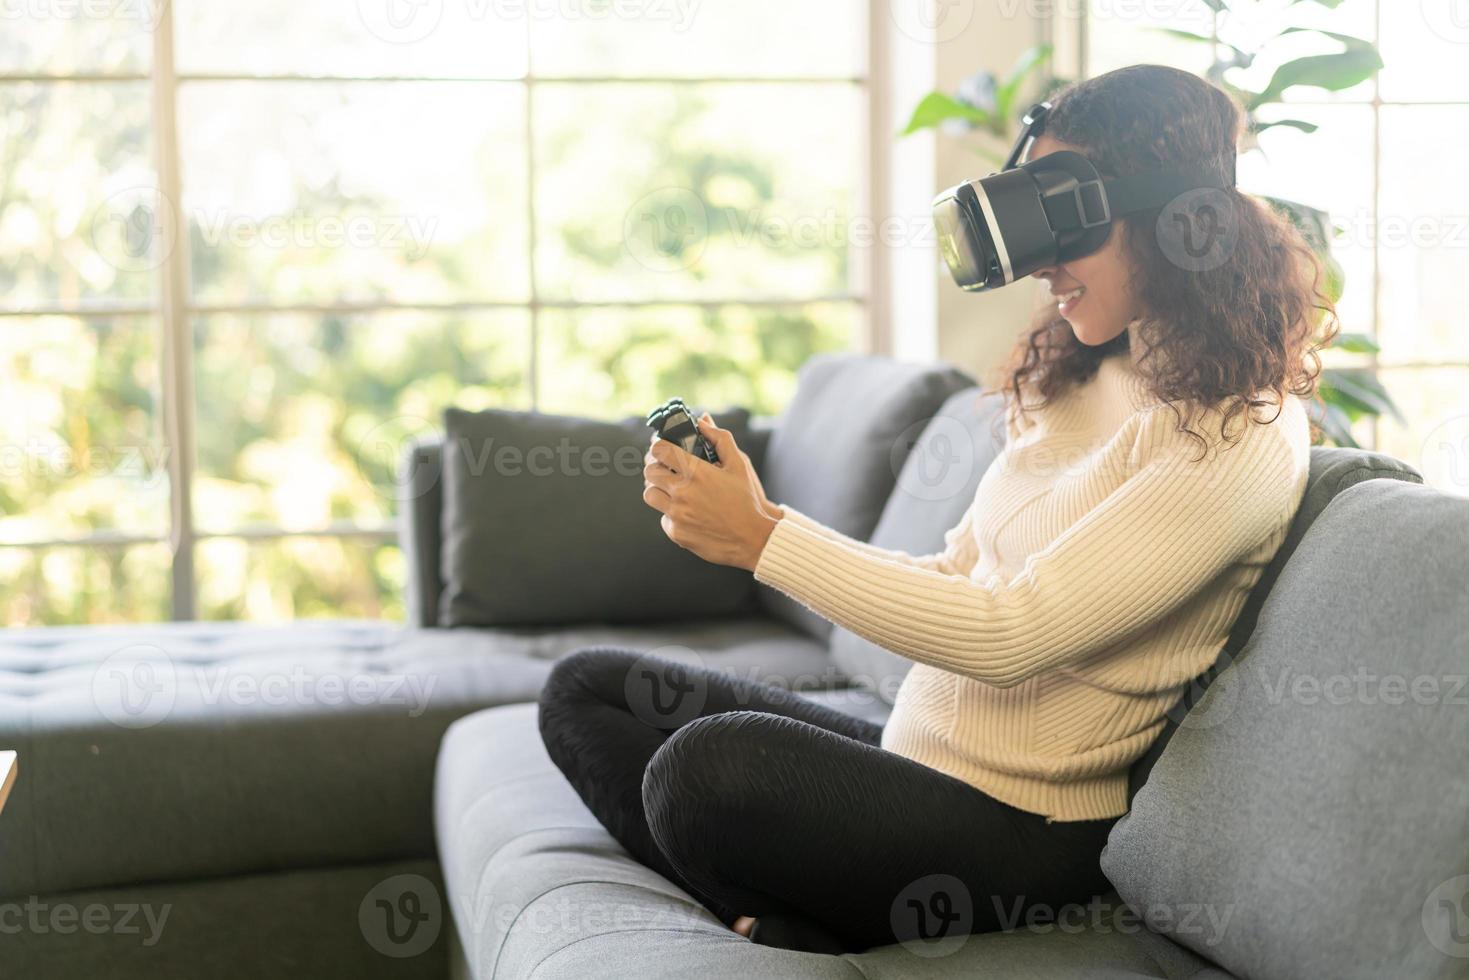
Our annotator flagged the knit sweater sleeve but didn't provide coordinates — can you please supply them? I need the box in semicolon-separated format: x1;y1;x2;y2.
753;407;1306;688
776;503;979;578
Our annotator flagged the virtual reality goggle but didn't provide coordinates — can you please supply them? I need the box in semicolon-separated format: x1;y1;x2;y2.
932;102;1234;291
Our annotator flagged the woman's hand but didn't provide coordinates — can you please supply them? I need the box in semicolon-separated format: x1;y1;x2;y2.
643;414;779;571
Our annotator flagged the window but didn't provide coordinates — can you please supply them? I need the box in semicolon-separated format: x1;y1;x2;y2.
1;1;873;625
1075;0;1467;497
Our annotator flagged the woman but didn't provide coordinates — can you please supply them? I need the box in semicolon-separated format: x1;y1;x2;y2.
537;65;1332;954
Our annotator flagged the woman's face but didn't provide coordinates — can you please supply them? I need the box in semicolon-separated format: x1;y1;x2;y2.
1023;134;1140;346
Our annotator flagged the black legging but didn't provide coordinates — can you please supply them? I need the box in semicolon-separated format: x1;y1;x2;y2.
537;647;1117;954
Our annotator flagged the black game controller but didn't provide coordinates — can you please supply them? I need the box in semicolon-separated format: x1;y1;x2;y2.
646;397;720;465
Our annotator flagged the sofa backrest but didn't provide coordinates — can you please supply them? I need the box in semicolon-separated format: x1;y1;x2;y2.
1102;477;1468;980
753;353;977;639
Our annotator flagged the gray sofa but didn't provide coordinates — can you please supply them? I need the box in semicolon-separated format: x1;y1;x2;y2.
3;354;1464;980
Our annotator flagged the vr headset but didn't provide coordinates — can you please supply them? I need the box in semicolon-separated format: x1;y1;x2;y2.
932;102;1234;291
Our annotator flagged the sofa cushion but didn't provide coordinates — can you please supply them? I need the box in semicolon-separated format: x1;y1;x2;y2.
757;354;975;640
0;616;828;901
827;386;1005;697
1102;479;1469;980
1127;446;1423;799
435;702;1226;980
439;406;757;628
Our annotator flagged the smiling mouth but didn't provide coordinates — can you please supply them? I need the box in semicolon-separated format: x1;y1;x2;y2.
1054;286;1086;316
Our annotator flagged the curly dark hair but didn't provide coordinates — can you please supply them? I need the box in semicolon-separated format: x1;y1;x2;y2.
997;64;1336;453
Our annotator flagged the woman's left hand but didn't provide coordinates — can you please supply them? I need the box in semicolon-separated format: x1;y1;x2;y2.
643;414;778;572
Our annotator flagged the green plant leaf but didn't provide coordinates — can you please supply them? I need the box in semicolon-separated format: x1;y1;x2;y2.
1293;0;1347;7
1252;118;1319;135
900;91;990;136
1248;30;1382;107
1309;398;1360;447
1321;368;1405;425
1152;27;1212;44
995;44;1053;121
1331;332;1379;354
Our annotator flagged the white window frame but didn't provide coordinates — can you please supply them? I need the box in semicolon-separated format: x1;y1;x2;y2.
1;1;890;621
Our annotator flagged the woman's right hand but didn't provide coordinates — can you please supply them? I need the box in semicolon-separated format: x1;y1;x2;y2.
698;413;782;520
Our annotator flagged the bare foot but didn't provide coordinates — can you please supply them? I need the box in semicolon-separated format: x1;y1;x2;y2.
732;915;757;938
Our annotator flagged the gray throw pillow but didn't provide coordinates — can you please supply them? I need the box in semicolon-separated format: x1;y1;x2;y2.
438;405;757;627
757;354;976;639
827;386;1005;698
1101;478;1469;980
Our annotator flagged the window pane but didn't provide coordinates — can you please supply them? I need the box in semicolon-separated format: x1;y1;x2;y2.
0;82;155;310
536;301;859;418
0;315;168;544
534;83;861;302
1238;104;1375;337
1086;0;1214;77
179;81;529;306
196;536;403;622
1375;367;1469;498
1377;106;1467;365
0;5;152;74
0;543;170;626
1380;2;1469;100
174;0;526;78
529;0;865;78
193;310;530;534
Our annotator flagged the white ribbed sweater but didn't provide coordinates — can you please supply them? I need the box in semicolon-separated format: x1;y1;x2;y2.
753;344;1310;821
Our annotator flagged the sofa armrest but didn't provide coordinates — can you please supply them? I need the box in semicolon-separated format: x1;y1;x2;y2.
399;438;445;628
